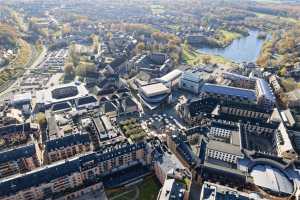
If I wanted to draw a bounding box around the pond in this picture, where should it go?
[197,30,268,63]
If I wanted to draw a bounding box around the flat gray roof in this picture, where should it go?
[207,140,243,156]
[204,161,246,176]
[202,83,256,101]
[157,152,185,175]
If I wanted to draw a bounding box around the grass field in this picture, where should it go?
[110,189,136,200]
[139,176,161,200]
[107,176,161,200]
[219,30,242,45]
[182,44,235,67]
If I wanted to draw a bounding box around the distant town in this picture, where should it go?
[0,0,300,200]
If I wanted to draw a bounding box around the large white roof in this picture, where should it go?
[140,83,170,97]
[11,92,32,103]
[251,164,293,194]
[36,82,89,106]
[159,69,182,83]
[182,70,202,83]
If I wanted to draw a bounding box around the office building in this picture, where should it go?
[179,70,207,94]
[138,83,171,110]
[200,181,263,200]
[157,69,183,88]
[201,83,257,105]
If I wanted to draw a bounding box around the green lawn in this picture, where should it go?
[182,44,235,67]
[139,176,161,200]
[106,176,161,200]
[107,188,130,200]
[219,30,242,44]
[182,44,200,65]
[112,190,136,200]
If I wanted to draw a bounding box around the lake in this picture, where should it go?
[197,30,267,63]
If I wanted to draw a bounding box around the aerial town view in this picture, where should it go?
[1,0,300,199]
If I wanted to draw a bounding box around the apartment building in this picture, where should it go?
[218,102,271,121]
[0,158,92,200]
[154,148,185,184]
[179,70,206,94]
[0,143,42,178]
[276,123,297,159]
[0,141,152,200]
[200,83,257,105]
[256,78,276,110]
[167,133,197,168]
[200,181,260,199]
[0,123,39,148]
[45,133,93,163]
[206,140,243,164]
[222,72,256,89]
[269,75,282,94]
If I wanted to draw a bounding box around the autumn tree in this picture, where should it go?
[35,112,47,129]
[64,63,75,80]
[90,34,99,54]
[170,52,180,65]
[69,43,80,67]
[135,42,145,54]
[202,55,211,65]
[62,23,71,35]
[256,53,271,67]
[152,43,160,52]
[76,63,96,77]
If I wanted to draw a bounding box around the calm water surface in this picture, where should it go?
[197,30,267,63]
